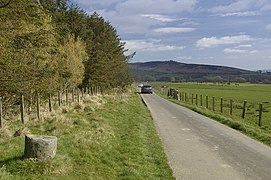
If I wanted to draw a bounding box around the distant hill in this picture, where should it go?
[129,60,251,74]
[129,60,271,83]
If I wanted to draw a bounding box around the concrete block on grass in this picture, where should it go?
[24,135,57,160]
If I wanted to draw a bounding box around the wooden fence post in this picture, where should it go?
[58,91,61,107]
[200,95,203,106]
[36,93,40,119]
[179,91,182,101]
[72,89,75,102]
[49,94,52,112]
[90,86,92,95]
[220,98,223,113]
[92,86,95,95]
[66,89,68,106]
[196,94,198,106]
[87,87,90,95]
[20,94,25,124]
[77,88,80,103]
[259,103,263,127]
[0,97,3,128]
[212,97,215,111]
[28,96,32,114]
[177,91,180,101]
[242,100,247,119]
[192,94,194,104]
[230,100,233,115]
[178,91,180,100]
[100,86,103,95]
[206,96,209,109]
[81,88,84,99]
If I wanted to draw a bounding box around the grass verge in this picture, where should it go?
[155,90,271,147]
[0,90,174,179]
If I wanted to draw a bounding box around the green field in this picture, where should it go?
[0,91,174,179]
[153,82,271,139]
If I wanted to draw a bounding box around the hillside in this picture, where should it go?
[129,60,271,83]
[130,60,251,74]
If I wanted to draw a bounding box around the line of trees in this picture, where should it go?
[0,0,132,104]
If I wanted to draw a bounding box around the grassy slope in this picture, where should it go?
[0,91,174,179]
[156,82,271,103]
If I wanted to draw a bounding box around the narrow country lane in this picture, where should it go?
[141,93,271,180]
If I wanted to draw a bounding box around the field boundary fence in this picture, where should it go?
[0,86,103,129]
[164,87,269,128]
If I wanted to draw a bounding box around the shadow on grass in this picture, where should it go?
[0,154,52,175]
[0,155,24,166]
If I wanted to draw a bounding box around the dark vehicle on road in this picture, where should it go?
[141,84,153,94]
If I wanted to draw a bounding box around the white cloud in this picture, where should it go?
[196,35,253,48]
[94,10,158,34]
[224,48,248,54]
[124,40,186,52]
[224,48,257,54]
[237,44,252,48]
[141,14,178,22]
[266,24,271,31]
[216,11,259,17]
[154,27,196,33]
[210,0,271,15]
[91,0,198,34]
[116,0,198,14]
[210,0,255,13]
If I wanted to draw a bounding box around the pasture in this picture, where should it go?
[153,82,271,134]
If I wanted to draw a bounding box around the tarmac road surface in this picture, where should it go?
[141,93,271,180]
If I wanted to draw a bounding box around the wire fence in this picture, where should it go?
[0,86,103,129]
[159,87,271,129]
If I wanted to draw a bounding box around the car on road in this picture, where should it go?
[141,84,153,94]
[138,83,144,88]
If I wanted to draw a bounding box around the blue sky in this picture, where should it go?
[70,0,271,70]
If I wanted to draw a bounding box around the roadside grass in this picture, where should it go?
[154,88,271,147]
[0,90,174,179]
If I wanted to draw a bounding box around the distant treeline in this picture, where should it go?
[131,69,271,84]
[0,0,132,98]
